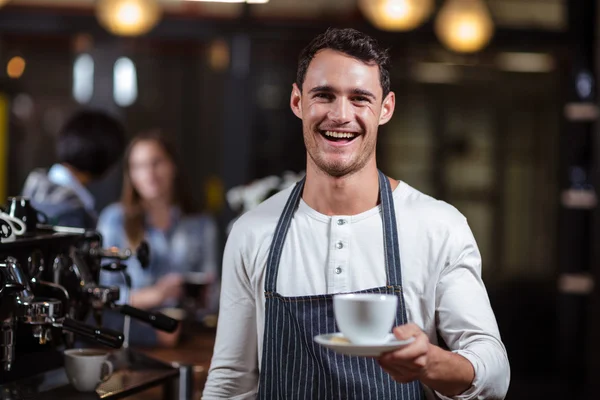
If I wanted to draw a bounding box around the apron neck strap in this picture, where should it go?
[264,170,403,293]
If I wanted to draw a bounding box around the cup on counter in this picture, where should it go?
[183,272,212,297]
[333,293,398,345]
[182,272,213,316]
[64,348,114,392]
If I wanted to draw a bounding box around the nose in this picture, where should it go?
[328,97,352,124]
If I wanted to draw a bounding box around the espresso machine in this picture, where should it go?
[51,229,177,346]
[0,197,181,399]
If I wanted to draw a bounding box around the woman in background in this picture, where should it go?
[98,130,219,347]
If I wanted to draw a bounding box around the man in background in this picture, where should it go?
[21,109,126,229]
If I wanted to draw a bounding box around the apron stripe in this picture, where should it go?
[258,171,424,399]
[274,298,279,397]
[349,349,357,399]
[265,179,304,292]
[308,296,321,397]
[326,308,334,400]
[292,299,298,396]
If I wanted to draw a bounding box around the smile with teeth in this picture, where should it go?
[322,130,358,140]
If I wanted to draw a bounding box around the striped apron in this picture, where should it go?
[257,170,424,399]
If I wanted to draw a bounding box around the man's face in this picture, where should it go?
[291,49,395,178]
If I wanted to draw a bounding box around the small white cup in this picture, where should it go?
[333,293,398,345]
[64,348,114,392]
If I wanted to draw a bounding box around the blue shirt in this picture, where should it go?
[21,164,97,229]
[97,203,220,345]
[48,164,97,217]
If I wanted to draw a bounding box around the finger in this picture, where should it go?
[392,323,423,340]
[379,357,424,374]
[385,343,428,361]
[378,362,420,383]
[413,355,427,369]
[379,335,428,362]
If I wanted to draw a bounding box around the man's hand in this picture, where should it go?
[378,323,475,396]
[377,323,430,383]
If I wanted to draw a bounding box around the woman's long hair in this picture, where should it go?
[121,130,196,248]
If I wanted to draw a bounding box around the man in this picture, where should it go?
[21,109,126,229]
[203,28,510,399]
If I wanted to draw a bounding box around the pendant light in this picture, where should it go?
[96,0,162,37]
[434,0,494,53]
[359,0,434,32]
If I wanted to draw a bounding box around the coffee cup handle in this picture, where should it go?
[101,360,114,382]
[0,213,26,235]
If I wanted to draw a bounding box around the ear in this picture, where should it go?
[379,91,395,126]
[290,83,303,119]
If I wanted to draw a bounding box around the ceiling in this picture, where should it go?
[2,0,566,30]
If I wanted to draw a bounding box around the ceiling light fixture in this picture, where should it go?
[359,0,434,32]
[434,0,495,53]
[96,0,162,37]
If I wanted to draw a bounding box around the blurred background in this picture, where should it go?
[0,0,598,398]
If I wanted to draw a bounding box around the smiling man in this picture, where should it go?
[203,28,510,400]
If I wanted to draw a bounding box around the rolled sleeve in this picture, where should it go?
[202,223,259,399]
[434,347,510,400]
[435,220,510,399]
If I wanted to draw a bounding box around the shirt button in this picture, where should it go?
[336,241,344,249]
[335,267,342,274]
[337,219,347,225]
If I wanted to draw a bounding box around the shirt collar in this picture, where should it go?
[47,163,96,212]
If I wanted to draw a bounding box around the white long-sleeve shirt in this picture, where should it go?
[203,181,510,400]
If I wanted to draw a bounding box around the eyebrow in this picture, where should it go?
[351,88,376,100]
[308,85,335,94]
[308,85,376,100]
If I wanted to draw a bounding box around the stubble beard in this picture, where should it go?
[305,130,376,179]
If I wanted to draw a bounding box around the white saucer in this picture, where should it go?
[314,333,414,357]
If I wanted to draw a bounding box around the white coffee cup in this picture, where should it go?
[64,348,114,392]
[333,293,398,345]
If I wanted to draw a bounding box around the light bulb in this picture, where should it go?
[7,56,25,79]
[117,3,142,26]
[96,0,162,37]
[359,0,434,32]
[435,0,494,53]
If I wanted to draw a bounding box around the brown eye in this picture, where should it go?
[314,93,333,100]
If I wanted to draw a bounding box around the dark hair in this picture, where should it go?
[121,130,197,247]
[56,109,126,177]
[296,28,391,98]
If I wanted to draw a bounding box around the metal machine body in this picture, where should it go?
[0,211,177,385]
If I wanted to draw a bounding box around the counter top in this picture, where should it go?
[126,327,217,399]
